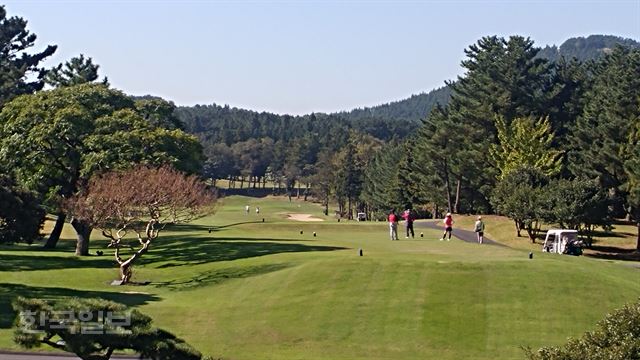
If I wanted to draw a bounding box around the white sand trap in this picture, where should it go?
[287,213,324,222]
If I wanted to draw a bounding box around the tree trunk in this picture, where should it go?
[443,162,452,212]
[44,213,66,249]
[239,176,244,189]
[71,218,92,256]
[636,221,640,252]
[526,224,536,243]
[304,183,309,201]
[453,178,461,214]
[514,219,521,237]
[117,240,150,284]
[297,182,301,198]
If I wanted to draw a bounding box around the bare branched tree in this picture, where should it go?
[66,165,216,283]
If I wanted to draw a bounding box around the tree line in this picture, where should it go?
[175,105,416,195]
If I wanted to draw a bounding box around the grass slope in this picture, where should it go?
[0,195,639,360]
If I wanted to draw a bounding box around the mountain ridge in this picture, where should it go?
[173,34,638,127]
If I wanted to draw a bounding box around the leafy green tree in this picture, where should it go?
[0,84,203,255]
[13,297,203,360]
[490,115,563,179]
[0,5,57,107]
[524,298,640,360]
[0,175,45,244]
[135,97,184,130]
[541,178,610,245]
[44,54,108,88]
[203,143,237,185]
[491,168,547,241]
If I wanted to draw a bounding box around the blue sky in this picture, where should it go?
[4,0,640,115]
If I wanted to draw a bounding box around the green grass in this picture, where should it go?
[1,196,639,359]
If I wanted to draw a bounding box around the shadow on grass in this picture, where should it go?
[585,245,640,262]
[0,253,115,272]
[139,235,347,268]
[587,229,633,239]
[166,221,265,233]
[154,263,291,291]
[0,283,161,329]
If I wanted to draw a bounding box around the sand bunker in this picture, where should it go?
[287,213,324,222]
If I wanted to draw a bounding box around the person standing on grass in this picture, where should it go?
[441,212,453,241]
[402,209,415,239]
[388,209,399,241]
[256,206,260,214]
[474,216,485,244]
[245,205,250,214]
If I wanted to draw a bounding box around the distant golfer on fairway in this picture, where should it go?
[441,212,453,241]
[388,210,399,241]
[474,216,485,244]
[402,209,415,238]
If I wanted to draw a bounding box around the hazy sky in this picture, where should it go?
[4,0,640,115]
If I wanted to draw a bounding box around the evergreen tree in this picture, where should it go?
[414,105,472,213]
[623,102,640,250]
[395,140,425,210]
[424,36,555,212]
[44,54,108,88]
[0,5,57,107]
[361,143,403,217]
[569,46,640,218]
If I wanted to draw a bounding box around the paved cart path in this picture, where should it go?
[414,220,504,246]
[0,352,137,360]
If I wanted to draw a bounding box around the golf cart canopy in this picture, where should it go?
[542,229,578,254]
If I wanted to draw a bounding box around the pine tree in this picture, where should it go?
[569,46,640,216]
[623,101,640,250]
[0,6,57,106]
[361,143,402,217]
[426,36,555,212]
[44,54,108,88]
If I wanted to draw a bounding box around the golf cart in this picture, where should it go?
[542,229,583,256]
